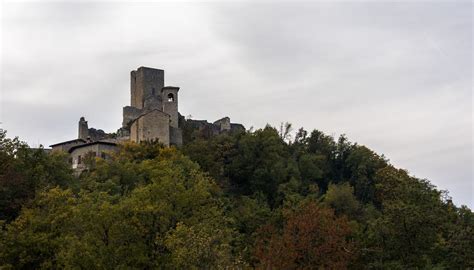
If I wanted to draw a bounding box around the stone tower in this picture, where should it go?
[122,67,183,146]
[78,117,89,139]
[162,86,179,128]
[130,67,164,109]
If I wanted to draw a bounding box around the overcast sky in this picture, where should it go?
[1,1,472,207]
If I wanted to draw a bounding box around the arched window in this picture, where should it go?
[167,93,174,102]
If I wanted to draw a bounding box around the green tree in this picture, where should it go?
[359,166,447,268]
[0,129,74,222]
[0,147,237,269]
[182,133,238,189]
[443,205,474,268]
[345,145,387,204]
[1,126,472,269]
[0,188,77,269]
[226,126,290,205]
[323,182,360,219]
[298,153,327,185]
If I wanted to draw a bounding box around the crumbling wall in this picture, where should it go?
[181,116,244,143]
[87,128,110,141]
[213,117,231,131]
[130,110,170,146]
[230,123,245,133]
[123,106,142,128]
[170,126,183,146]
[78,117,89,139]
[130,120,139,142]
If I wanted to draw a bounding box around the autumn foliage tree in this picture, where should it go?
[1,126,473,269]
[255,202,354,269]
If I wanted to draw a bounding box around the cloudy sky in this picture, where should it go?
[1,1,472,207]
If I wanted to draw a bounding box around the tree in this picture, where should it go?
[0,188,77,269]
[0,147,237,269]
[298,153,327,185]
[359,166,447,268]
[278,122,293,143]
[323,182,360,219]
[440,205,474,268]
[1,126,473,268]
[226,126,290,205]
[0,129,74,222]
[255,202,354,269]
[182,133,238,189]
[229,194,273,264]
[345,145,387,204]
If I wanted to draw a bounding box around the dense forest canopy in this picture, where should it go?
[0,126,472,269]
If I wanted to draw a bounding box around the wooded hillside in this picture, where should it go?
[0,126,472,269]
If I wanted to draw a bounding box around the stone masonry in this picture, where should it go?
[50,66,244,171]
[121,67,182,146]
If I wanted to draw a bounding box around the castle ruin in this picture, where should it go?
[50,67,244,171]
[120,67,182,145]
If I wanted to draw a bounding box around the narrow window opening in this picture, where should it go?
[167,93,174,102]
[78,155,82,164]
[152,88,156,95]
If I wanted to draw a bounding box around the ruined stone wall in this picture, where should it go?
[170,126,183,146]
[122,106,142,128]
[87,128,110,141]
[230,123,246,133]
[130,120,139,142]
[131,70,137,108]
[140,110,170,145]
[214,117,231,131]
[130,110,170,146]
[131,67,164,109]
[181,117,245,143]
[78,117,89,139]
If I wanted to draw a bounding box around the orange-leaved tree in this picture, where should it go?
[255,202,354,269]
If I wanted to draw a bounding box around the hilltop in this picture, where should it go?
[0,125,472,269]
